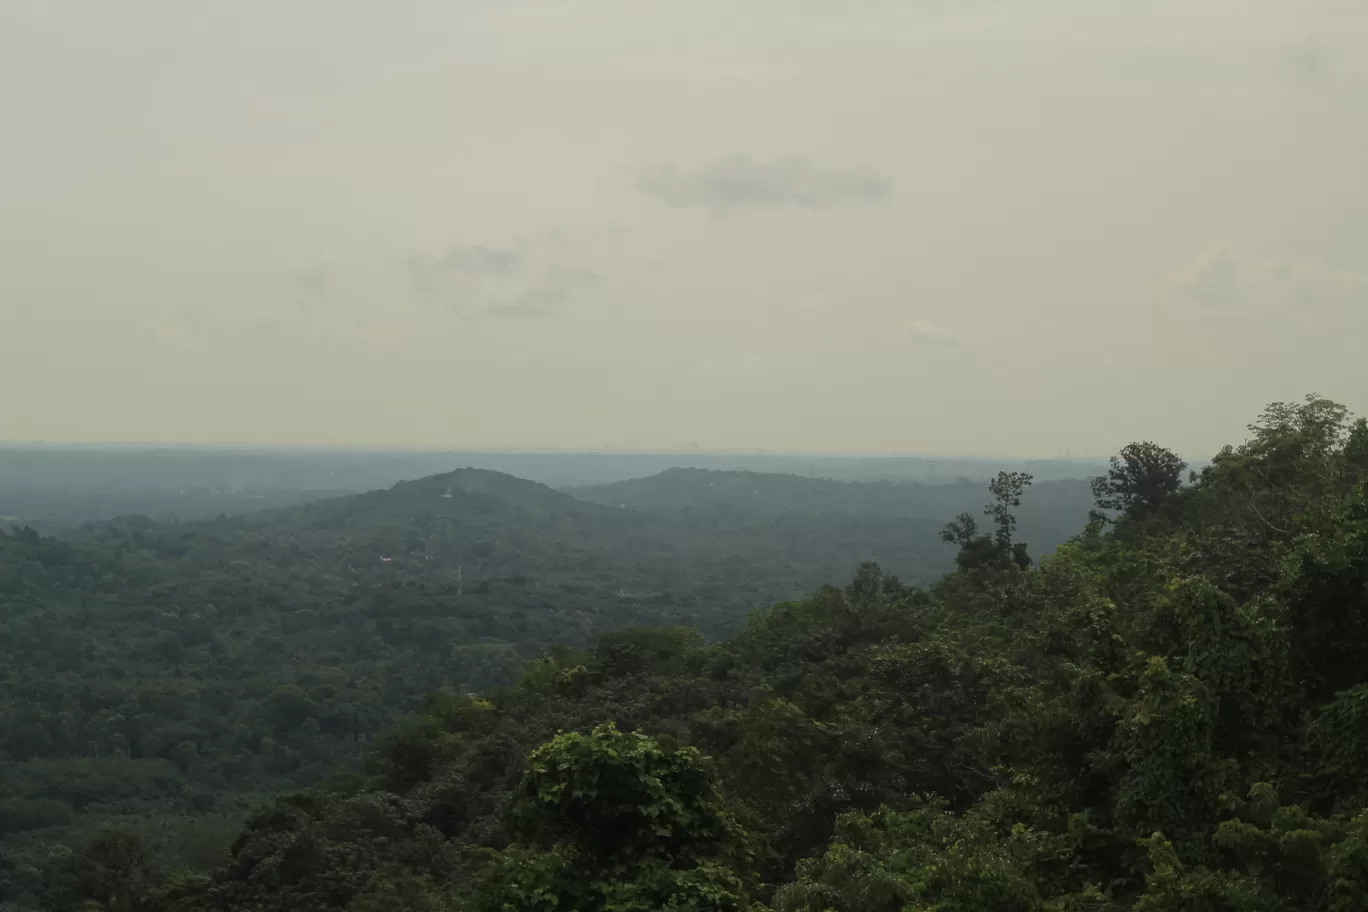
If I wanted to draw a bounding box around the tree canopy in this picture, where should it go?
[6,395,1368,912]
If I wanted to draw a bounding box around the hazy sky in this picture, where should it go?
[3,1,1366,458]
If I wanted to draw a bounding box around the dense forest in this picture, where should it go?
[0,461,1090,905]
[5,394,1368,910]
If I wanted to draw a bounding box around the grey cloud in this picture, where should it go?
[904,320,968,349]
[406,244,526,301]
[1150,243,1368,332]
[637,154,893,214]
[487,265,603,319]
[1278,37,1368,107]
[407,244,601,319]
[291,268,332,301]
[1284,38,1335,83]
[409,245,526,287]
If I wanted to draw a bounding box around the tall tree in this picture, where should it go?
[940,472,1034,571]
[987,470,1033,551]
[1090,442,1187,518]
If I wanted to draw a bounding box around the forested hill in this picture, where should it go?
[571,467,1091,529]
[60,465,1098,639]
[571,468,1094,586]
[14,399,1368,912]
[0,448,1109,533]
[0,461,1091,897]
[191,466,681,580]
[3,394,1363,912]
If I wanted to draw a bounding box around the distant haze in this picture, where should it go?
[0,445,1110,533]
[3,1,1365,457]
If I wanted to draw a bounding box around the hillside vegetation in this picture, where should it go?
[0,464,1090,898]
[573,468,1092,583]
[7,395,1368,911]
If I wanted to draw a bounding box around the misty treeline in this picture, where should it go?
[0,448,1109,535]
[5,395,1368,910]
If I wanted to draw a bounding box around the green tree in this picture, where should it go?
[771,801,1052,912]
[940,471,1034,572]
[1090,442,1187,519]
[1278,483,1368,704]
[264,685,318,735]
[477,722,753,912]
[988,471,1033,556]
[66,828,153,912]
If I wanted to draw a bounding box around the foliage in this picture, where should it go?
[771,800,1055,912]
[476,723,752,912]
[1090,441,1187,520]
[0,464,1090,904]
[5,394,1368,912]
[941,470,1035,572]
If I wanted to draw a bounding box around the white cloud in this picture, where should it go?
[291,268,332,305]
[406,244,603,319]
[1149,243,1368,326]
[1277,35,1368,107]
[905,320,967,348]
[637,155,893,215]
[1118,244,1368,418]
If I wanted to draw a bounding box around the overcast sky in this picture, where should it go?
[3,1,1366,457]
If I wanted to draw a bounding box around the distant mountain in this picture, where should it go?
[0,463,1096,868]
[0,446,1110,530]
[57,467,897,663]
[60,466,1095,645]
[569,467,1095,562]
[62,468,716,660]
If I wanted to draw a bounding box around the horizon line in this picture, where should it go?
[0,439,1119,462]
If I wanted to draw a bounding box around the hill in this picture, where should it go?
[0,446,1110,531]
[570,468,1093,580]
[7,395,1368,910]
[58,466,951,652]
[570,465,1092,524]
[2,462,1096,879]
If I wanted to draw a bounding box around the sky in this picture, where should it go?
[3,0,1366,458]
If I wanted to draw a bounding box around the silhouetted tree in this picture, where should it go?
[1091,442,1186,518]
